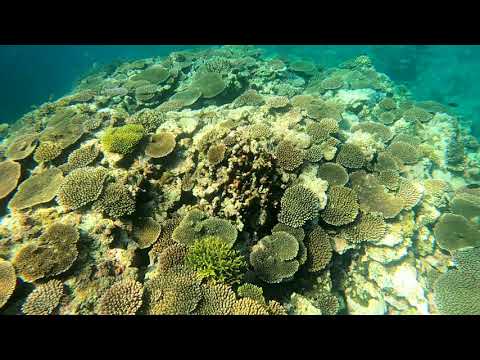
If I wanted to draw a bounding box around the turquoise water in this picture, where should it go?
[1,45,480,315]
[2,45,480,131]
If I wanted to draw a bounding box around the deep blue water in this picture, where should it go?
[1,45,480,133]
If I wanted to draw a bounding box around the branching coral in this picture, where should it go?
[0,259,16,309]
[278,185,321,228]
[0,160,21,200]
[158,243,188,272]
[13,223,79,282]
[101,124,144,154]
[318,162,349,186]
[275,140,305,171]
[57,167,109,210]
[186,235,246,285]
[194,283,236,315]
[321,186,359,226]
[9,168,63,210]
[22,279,64,315]
[304,226,332,272]
[145,132,176,158]
[237,283,265,304]
[231,297,269,315]
[98,279,144,315]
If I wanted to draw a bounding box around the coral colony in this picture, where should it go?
[0,45,479,315]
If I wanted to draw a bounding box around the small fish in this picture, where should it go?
[448,102,459,108]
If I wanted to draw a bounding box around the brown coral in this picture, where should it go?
[304,226,333,272]
[321,186,359,226]
[275,140,304,172]
[207,143,227,165]
[0,160,21,200]
[5,133,38,160]
[0,259,16,309]
[98,279,144,315]
[145,132,176,158]
[22,279,64,315]
[336,143,366,169]
[9,167,64,210]
[132,217,162,249]
[318,162,349,186]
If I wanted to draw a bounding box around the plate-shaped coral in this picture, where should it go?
[0,160,21,200]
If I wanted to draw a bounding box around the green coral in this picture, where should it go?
[101,124,144,154]
[186,235,246,285]
[237,283,265,304]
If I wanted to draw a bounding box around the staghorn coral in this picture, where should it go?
[341,212,386,244]
[275,140,304,172]
[9,167,63,210]
[433,213,480,251]
[278,185,320,228]
[132,218,162,249]
[22,279,64,315]
[191,71,226,98]
[57,167,109,210]
[5,133,38,160]
[0,259,16,309]
[250,231,302,284]
[433,270,480,315]
[0,160,21,200]
[33,142,63,163]
[59,144,99,174]
[317,162,349,186]
[321,186,359,226]
[145,132,176,158]
[98,279,143,315]
[185,235,246,285]
[93,182,136,218]
[387,141,420,165]
[13,223,79,282]
[172,209,238,248]
[336,143,365,169]
[207,143,227,165]
[101,124,144,155]
[304,226,333,272]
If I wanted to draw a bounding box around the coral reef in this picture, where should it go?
[1,46,477,315]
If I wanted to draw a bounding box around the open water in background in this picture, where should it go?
[1,45,480,136]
